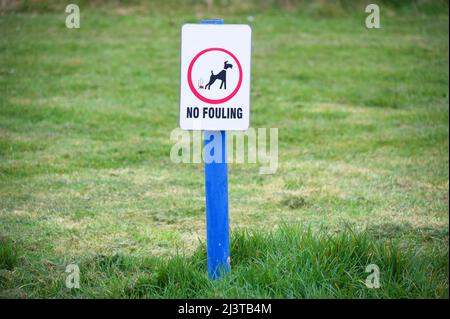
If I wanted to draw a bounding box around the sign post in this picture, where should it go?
[204,129,229,279]
[179,19,252,279]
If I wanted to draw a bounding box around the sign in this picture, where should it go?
[179,24,252,131]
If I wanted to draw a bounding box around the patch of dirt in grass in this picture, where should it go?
[281,195,308,209]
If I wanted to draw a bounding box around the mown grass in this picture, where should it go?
[0,0,449,298]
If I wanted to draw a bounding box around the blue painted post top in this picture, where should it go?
[201,19,225,24]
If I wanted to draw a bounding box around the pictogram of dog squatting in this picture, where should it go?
[187,48,243,104]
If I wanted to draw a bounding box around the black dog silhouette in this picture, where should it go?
[205,61,233,90]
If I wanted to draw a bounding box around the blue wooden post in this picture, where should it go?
[202,19,230,280]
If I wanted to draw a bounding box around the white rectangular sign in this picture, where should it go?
[179,24,252,131]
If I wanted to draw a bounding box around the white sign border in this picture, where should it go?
[178,23,252,131]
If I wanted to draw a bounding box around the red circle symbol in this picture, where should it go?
[187,48,242,104]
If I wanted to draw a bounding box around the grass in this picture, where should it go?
[0,1,449,298]
[0,237,19,271]
[1,226,448,298]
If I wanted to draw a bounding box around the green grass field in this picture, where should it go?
[0,0,449,298]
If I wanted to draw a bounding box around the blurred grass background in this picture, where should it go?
[0,0,448,298]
